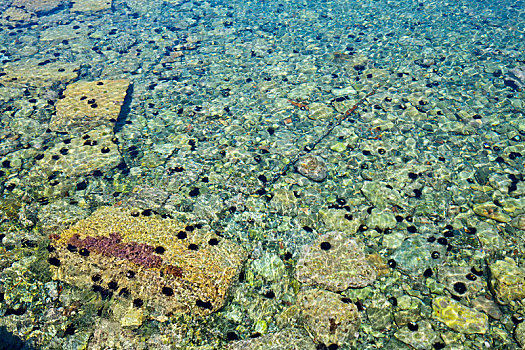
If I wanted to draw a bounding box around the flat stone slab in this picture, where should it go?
[31,126,121,178]
[0,6,36,24]
[50,79,131,133]
[0,61,79,88]
[11,0,64,13]
[71,0,112,12]
[49,206,246,317]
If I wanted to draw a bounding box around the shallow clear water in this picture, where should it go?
[0,0,524,349]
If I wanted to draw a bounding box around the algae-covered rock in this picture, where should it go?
[297,288,360,347]
[48,206,246,317]
[489,258,525,304]
[295,231,376,291]
[432,296,488,334]
[51,79,131,133]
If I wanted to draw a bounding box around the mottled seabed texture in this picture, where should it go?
[0,0,524,349]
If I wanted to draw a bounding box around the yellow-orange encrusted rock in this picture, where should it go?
[432,296,488,334]
[49,206,246,317]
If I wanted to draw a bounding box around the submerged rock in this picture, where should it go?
[11,0,65,14]
[511,214,525,231]
[473,202,511,223]
[391,237,445,274]
[226,328,316,350]
[295,231,377,291]
[432,296,488,334]
[30,126,121,178]
[49,206,246,317]
[516,321,525,348]
[295,155,328,182]
[361,181,404,209]
[0,60,79,87]
[297,288,360,347]
[50,79,131,133]
[489,258,525,304]
[71,0,112,12]
[505,66,525,90]
[394,320,438,350]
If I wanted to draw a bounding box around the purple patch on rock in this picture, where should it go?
[68,233,162,268]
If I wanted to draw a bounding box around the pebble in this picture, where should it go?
[471,295,502,320]
[295,155,328,182]
[361,181,404,209]
[366,208,397,230]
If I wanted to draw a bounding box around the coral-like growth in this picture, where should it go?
[68,233,162,269]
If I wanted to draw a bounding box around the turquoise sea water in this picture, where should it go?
[0,0,524,349]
